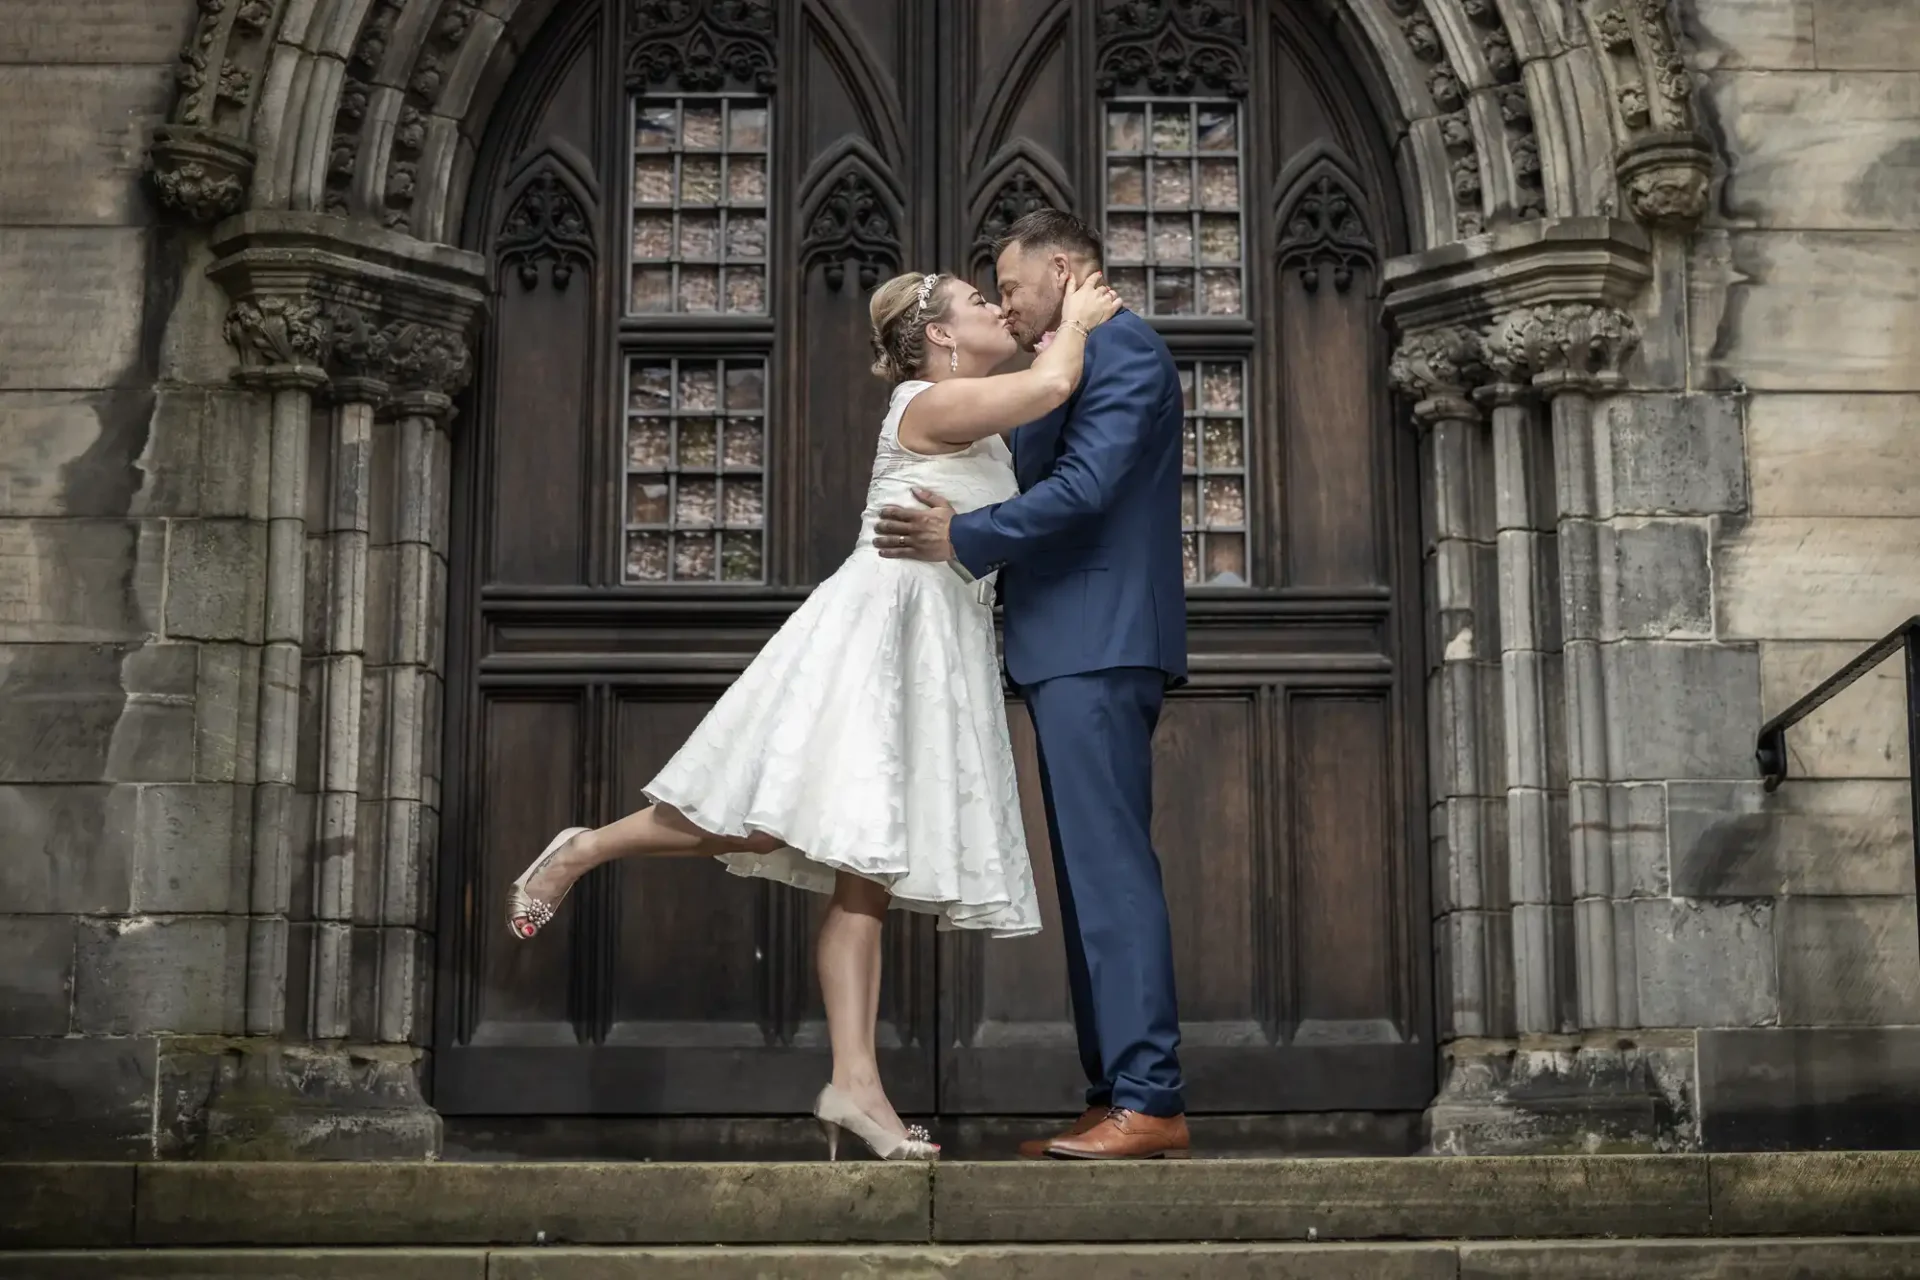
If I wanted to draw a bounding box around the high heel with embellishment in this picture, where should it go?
[506,827,590,940]
[813,1085,939,1162]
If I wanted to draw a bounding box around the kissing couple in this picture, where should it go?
[506,210,1191,1162]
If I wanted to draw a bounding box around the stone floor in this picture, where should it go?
[6,1152,1920,1275]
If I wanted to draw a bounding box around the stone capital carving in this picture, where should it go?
[147,125,256,224]
[1499,303,1640,395]
[384,320,473,418]
[325,301,394,404]
[1390,326,1486,426]
[208,212,487,413]
[224,295,331,388]
[1476,311,1536,407]
[1616,132,1714,231]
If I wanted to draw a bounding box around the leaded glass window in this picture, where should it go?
[623,356,767,583]
[1179,360,1248,586]
[1102,101,1244,317]
[628,97,770,314]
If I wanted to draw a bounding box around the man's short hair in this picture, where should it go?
[995,208,1103,266]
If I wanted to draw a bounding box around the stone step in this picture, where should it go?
[9,1152,1920,1251]
[4,1240,1920,1280]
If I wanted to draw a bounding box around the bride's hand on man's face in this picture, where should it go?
[1061,270,1123,332]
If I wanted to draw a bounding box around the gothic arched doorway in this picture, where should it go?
[434,0,1430,1151]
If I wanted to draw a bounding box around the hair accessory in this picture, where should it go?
[912,272,939,318]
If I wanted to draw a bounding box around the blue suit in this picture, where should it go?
[950,309,1188,1118]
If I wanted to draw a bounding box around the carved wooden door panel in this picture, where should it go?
[436,0,1431,1122]
[435,0,942,1116]
[934,0,1433,1116]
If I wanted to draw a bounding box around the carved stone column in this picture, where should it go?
[200,213,483,1156]
[1391,327,1508,1042]
[1480,318,1573,1037]
[1514,303,1643,1032]
[220,295,330,1036]
[371,322,470,1045]
[1385,218,1662,1153]
[311,302,390,1041]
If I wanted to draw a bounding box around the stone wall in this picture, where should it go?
[0,0,260,1158]
[1678,0,1920,1149]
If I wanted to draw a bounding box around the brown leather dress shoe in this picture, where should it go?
[1046,1108,1191,1160]
[1017,1106,1106,1159]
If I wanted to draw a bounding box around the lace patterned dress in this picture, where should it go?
[644,380,1040,937]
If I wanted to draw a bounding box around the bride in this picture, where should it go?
[504,267,1123,1161]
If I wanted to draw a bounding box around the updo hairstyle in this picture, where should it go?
[868,271,955,384]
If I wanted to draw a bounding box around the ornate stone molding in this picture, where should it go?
[1584,0,1714,229]
[148,124,255,223]
[1389,326,1486,425]
[321,0,487,231]
[1382,216,1653,336]
[1094,0,1250,98]
[1616,132,1713,230]
[1383,0,1483,238]
[800,171,902,293]
[1499,303,1640,394]
[146,0,283,222]
[627,0,778,95]
[209,212,488,411]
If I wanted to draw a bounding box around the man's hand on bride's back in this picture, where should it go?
[875,488,957,563]
[1062,271,1122,333]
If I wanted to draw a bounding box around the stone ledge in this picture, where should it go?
[933,1156,1709,1242]
[1457,1237,1920,1279]
[0,1252,484,1279]
[10,1153,1920,1249]
[0,1163,134,1249]
[5,1241,1920,1280]
[133,1162,931,1246]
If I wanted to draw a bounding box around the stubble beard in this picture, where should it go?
[1018,289,1067,351]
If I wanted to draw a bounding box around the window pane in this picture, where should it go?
[1103,100,1244,318]
[1177,358,1251,587]
[628,96,771,315]
[624,355,769,584]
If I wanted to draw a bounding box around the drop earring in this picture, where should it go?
[948,347,959,373]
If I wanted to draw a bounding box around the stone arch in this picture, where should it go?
[150,0,1711,251]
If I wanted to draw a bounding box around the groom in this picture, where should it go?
[876,209,1189,1159]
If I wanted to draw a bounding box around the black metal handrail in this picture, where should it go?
[1756,618,1920,971]
[1756,616,1920,793]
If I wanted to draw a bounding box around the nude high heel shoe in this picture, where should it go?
[813,1085,940,1162]
[506,827,590,940]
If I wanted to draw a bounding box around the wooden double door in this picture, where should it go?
[435,0,1431,1123]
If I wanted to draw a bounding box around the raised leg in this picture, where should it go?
[522,803,782,904]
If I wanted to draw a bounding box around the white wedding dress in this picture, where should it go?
[644,380,1041,938]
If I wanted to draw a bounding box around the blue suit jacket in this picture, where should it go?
[950,309,1188,689]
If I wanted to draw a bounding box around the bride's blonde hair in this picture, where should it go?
[869,271,955,383]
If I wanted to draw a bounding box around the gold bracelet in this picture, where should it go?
[1066,321,1092,339]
